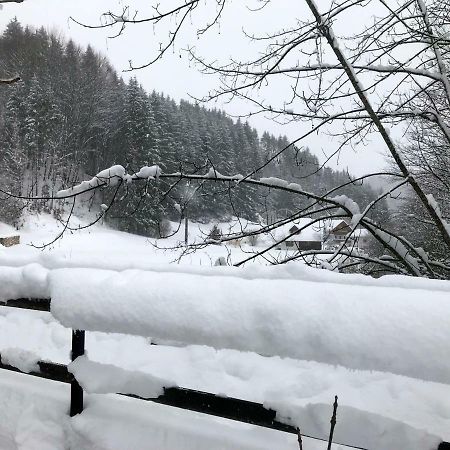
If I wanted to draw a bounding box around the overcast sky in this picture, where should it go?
[0,0,391,178]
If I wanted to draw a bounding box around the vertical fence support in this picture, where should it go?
[70,329,85,417]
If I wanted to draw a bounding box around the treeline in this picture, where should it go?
[0,19,383,235]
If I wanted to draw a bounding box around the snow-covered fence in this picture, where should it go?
[2,264,450,449]
[50,267,450,384]
[0,297,372,450]
[1,296,450,450]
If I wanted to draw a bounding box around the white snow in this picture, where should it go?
[1,214,450,449]
[0,222,16,238]
[331,195,360,216]
[427,193,450,237]
[259,177,289,188]
[0,370,310,450]
[273,218,321,242]
[0,306,449,449]
[0,348,39,373]
[50,267,450,384]
[0,264,49,301]
[56,165,126,198]
[205,167,224,178]
[68,356,175,398]
[132,165,162,180]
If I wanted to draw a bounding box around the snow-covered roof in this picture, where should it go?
[215,217,262,236]
[0,222,16,237]
[323,219,370,238]
[274,218,321,242]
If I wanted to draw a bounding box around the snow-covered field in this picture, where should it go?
[0,213,449,450]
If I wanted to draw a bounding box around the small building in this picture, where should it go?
[274,219,322,251]
[0,235,20,247]
[323,219,369,250]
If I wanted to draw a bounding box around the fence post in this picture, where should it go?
[70,329,85,416]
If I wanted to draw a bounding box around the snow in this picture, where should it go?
[349,213,363,228]
[50,267,450,384]
[1,214,450,449]
[427,193,450,237]
[331,195,360,216]
[0,222,16,238]
[68,356,175,398]
[0,370,312,450]
[0,306,449,449]
[370,228,420,275]
[0,264,49,301]
[259,176,289,188]
[56,165,126,198]
[273,218,321,242]
[205,167,225,178]
[132,165,161,180]
[287,182,302,191]
[0,348,39,373]
[271,401,440,450]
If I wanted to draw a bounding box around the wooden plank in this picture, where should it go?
[0,298,51,312]
[152,386,295,433]
[0,355,71,383]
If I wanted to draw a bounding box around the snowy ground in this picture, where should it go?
[0,213,449,450]
[0,213,275,268]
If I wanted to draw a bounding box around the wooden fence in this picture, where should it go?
[0,298,449,450]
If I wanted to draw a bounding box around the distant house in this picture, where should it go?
[274,219,322,251]
[0,235,20,247]
[323,219,369,250]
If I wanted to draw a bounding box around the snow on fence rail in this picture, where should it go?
[1,264,450,381]
[1,265,450,449]
[0,298,373,450]
[48,267,450,384]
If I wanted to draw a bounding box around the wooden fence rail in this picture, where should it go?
[1,298,449,450]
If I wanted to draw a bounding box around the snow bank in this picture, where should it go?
[0,370,303,450]
[0,264,49,301]
[69,356,175,398]
[270,401,441,450]
[50,268,450,384]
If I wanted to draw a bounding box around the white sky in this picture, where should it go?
[0,0,392,177]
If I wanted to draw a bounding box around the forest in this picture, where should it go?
[0,19,383,236]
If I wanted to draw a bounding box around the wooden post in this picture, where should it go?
[70,330,85,416]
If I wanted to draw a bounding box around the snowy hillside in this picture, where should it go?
[0,214,449,450]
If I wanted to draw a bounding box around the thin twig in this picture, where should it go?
[327,395,339,450]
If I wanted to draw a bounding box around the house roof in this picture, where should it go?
[323,218,370,238]
[275,218,322,242]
